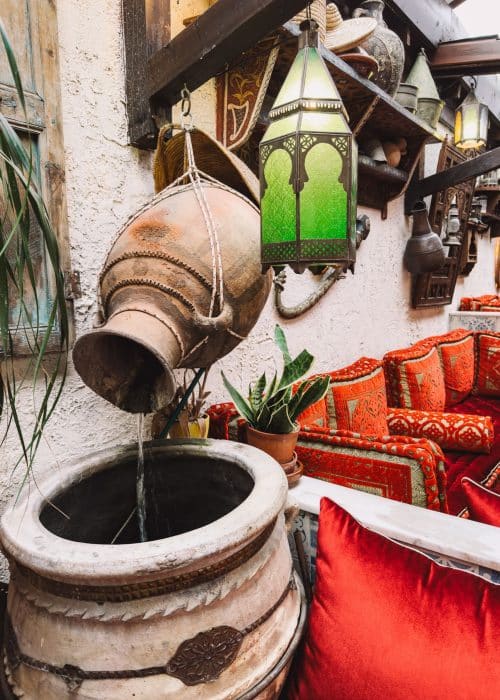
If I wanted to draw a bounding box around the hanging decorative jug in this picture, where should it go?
[403,201,446,274]
[353,0,404,96]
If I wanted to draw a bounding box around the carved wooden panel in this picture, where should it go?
[412,139,475,308]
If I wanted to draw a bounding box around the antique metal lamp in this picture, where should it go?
[259,20,357,274]
[454,80,488,151]
[442,195,462,247]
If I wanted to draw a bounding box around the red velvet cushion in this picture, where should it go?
[462,477,500,526]
[287,498,500,700]
[326,358,388,436]
[383,344,446,411]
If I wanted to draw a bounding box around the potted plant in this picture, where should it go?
[151,369,212,439]
[222,325,330,481]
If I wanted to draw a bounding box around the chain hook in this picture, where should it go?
[180,84,193,130]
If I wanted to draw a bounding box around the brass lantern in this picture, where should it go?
[454,81,488,151]
[259,20,357,274]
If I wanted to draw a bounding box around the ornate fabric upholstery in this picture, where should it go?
[422,330,475,406]
[287,498,500,700]
[387,407,493,454]
[383,344,446,411]
[297,426,447,512]
[325,358,388,436]
[474,331,500,397]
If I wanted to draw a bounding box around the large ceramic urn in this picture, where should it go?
[0,440,304,699]
[353,0,404,96]
[73,131,272,414]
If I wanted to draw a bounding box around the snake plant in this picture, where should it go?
[222,325,330,434]
[0,22,68,482]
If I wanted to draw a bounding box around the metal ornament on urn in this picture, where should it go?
[352,0,404,96]
[403,201,446,274]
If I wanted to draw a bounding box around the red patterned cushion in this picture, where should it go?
[474,331,500,397]
[462,477,500,526]
[325,358,388,436]
[383,344,446,411]
[431,330,475,406]
[297,428,448,512]
[387,407,493,454]
[294,376,328,428]
[287,498,500,700]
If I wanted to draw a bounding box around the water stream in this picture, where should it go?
[136,413,147,542]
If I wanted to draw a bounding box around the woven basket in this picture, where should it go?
[153,126,259,204]
[292,0,327,43]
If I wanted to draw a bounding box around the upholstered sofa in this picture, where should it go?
[208,329,500,520]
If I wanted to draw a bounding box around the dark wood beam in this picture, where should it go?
[147,0,310,107]
[123,0,171,148]
[448,0,468,8]
[431,36,500,77]
[405,147,500,212]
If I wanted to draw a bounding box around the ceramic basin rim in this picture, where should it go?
[0,439,287,584]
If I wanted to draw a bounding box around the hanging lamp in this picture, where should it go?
[454,79,488,151]
[259,19,357,274]
[442,195,462,247]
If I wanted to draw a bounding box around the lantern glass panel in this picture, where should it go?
[300,143,347,240]
[261,148,296,245]
[302,49,341,101]
[300,112,345,132]
[262,114,299,141]
[273,49,307,106]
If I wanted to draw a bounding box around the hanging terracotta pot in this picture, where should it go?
[403,201,446,274]
[353,0,405,96]
[73,128,272,414]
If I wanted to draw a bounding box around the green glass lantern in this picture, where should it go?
[454,84,488,151]
[259,21,357,274]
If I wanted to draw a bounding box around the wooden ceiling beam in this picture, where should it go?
[147,0,310,107]
[387,0,463,48]
[431,36,500,77]
[405,146,500,212]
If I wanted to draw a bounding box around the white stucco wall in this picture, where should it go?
[0,0,496,574]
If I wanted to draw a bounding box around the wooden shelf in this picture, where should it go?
[476,185,500,192]
[278,22,440,212]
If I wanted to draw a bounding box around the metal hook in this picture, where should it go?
[181,85,191,118]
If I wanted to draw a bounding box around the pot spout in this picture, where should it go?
[73,309,182,413]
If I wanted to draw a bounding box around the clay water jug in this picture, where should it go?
[353,0,404,96]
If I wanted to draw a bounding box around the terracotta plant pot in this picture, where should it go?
[0,440,305,699]
[246,424,300,465]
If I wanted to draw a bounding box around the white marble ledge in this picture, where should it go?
[289,476,500,573]
[448,311,500,332]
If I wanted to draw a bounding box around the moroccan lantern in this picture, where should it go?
[259,20,357,274]
[454,82,488,151]
[442,195,462,247]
